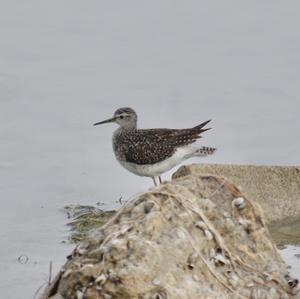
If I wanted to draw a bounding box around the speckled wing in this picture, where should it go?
[123,120,211,165]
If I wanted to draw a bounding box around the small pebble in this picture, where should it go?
[223,212,230,218]
[76,290,84,299]
[204,229,213,241]
[232,197,246,210]
[95,273,107,286]
[195,221,207,230]
[152,278,161,285]
[214,254,229,266]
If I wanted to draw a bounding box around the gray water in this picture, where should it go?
[1,1,300,298]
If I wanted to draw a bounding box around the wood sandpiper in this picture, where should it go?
[94,107,216,186]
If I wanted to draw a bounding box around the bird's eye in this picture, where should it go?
[119,115,124,119]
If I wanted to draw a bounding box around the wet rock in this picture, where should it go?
[172,164,300,224]
[40,172,297,299]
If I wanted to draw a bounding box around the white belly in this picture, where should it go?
[117,145,196,177]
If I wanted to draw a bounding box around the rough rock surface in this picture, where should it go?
[41,174,298,299]
[173,164,300,223]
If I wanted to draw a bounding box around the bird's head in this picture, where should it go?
[94,107,137,129]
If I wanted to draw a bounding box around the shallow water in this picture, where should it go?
[281,246,300,281]
[1,1,300,298]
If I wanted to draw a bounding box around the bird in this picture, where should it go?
[94,107,216,186]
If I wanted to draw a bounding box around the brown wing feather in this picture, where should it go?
[146,119,211,147]
[120,120,211,165]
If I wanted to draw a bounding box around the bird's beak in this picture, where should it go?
[93,117,116,126]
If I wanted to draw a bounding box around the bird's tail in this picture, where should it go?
[193,146,217,157]
[192,120,212,134]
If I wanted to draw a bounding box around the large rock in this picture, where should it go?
[41,173,298,299]
[173,164,300,223]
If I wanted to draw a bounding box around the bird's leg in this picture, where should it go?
[158,176,162,184]
[152,177,157,186]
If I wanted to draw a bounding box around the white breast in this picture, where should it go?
[118,145,197,177]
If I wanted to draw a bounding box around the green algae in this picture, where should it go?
[64,204,116,243]
[269,217,300,247]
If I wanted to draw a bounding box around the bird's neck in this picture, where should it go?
[120,122,137,131]
[113,124,136,144]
